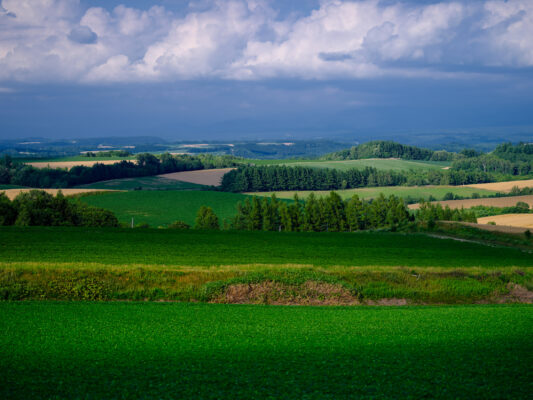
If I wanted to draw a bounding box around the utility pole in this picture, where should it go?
[131,217,134,228]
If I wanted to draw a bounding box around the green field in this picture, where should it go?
[1,303,531,399]
[79,191,248,226]
[248,185,497,201]
[1,227,531,267]
[76,176,206,191]
[283,159,451,171]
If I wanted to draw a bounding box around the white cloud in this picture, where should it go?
[0,0,532,83]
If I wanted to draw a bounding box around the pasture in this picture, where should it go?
[465,179,533,192]
[1,303,531,399]
[79,190,248,226]
[76,176,206,191]
[248,185,497,201]
[408,195,533,210]
[282,159,451,171]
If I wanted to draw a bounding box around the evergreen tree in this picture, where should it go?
[194,206,220,230]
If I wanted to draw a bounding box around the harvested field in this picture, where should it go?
[1,188,115,200]
[452,221,530,234]
[464,179,533,192]
[408,195,533,210]
[27,160,129,169]
[478,214,533,229]
[159,168,235,186]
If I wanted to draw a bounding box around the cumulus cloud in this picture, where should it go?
[0,0,532,83]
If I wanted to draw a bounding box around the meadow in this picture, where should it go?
[79,191,248,227]
[1,303,531,399]
[76,176,206,191]
[248,185,497,201]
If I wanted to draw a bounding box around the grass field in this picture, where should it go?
[1,303,531,399]
[76,176,206,191]
[283,159,451,171]
[79,190,248,226]
[1,227,531,267]
[248,185,497,201]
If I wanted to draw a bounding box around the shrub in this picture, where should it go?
[168,220,191,230]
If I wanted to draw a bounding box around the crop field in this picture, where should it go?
[1,303,531,399]
[159,168,235,186]
[478,214,533,229]
[79,190,248,226]
[408,195,533,210]
[2,188,116,200]
[465,179,533,192]
[2,227,532,268]
[26,159,130,169]
[248,185,497,201]
[76,176,206,191]
[282,159,451,171]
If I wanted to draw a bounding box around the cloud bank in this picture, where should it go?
[1,0,532,83]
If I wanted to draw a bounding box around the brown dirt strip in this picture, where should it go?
[464,179,533,192]
[1,188,117,200]
[158,168,235,186]
[408,195,533,210]
[27,160,130,169]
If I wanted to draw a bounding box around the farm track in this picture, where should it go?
[1,188,117,200]
[408,194,533,210]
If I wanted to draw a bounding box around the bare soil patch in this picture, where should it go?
[27,160,129,170]
[495,283,533,304]
[408,195,533,210]
[159,168,235,187]
[1,188,116,200]
[464,179,533,193]
[212,281,360,305]
[477,214,533,229]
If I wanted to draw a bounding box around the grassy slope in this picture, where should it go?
[1,303,532,399]
[248,185,497,201]
[78,191,248,226]
[76,176,207,191]
[1,227,531,267]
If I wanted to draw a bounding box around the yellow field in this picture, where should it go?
[464,179,533,193]
[477,214,533,229]
[159,168,234,186]
[27,160,129,169]
[408,195,533,210]
[1,188,115,200]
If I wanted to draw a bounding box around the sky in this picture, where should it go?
[1,0,533,142]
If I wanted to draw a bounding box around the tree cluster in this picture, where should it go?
[0,190,119,227]
[0,153,238,188]
[414,202,477,227]
[229,193,412,232]
[322,140,456,161]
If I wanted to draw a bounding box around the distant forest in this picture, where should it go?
[0,153,237,188]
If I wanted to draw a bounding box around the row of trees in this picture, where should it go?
[0,190,119,227]
[451,154,532,176]
[186,193,478,232]
[0,153,238,188]
[323,140,456,161]
[220,165,497,192]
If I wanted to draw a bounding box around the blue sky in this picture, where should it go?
[1,0,533,142]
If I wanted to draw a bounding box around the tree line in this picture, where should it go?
[184,193,477,232]
[0,153,238,188]
[0,190,119,227]
[220,165,498,192]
